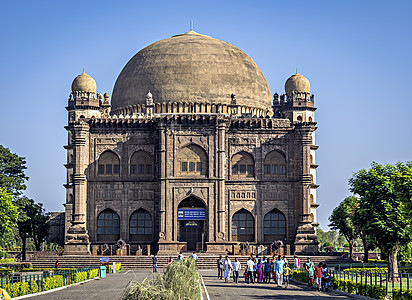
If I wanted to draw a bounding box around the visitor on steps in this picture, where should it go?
[191,252,198,261]
[152,255,157,272]
[314,262,323,291]
[283,263,291,288]
[246,256,255,284]
[274,255,285,287]
[322,263,330,291]
[305,257,314,288]
[264,258,272,283]
[223,256,232,283]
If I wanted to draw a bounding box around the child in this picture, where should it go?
[283,263,291,288]
[244,267,249,283]
[322,264,330,292]
[314,263,323,291]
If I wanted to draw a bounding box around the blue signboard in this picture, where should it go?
[177,209,206,220]
[100,257,109,263]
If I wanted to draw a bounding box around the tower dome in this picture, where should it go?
[285,70,310,94]
[71,71,96,93]
[111,30,272,112]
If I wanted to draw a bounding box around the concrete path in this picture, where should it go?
[27,270,158,300]
[199,270,352,300]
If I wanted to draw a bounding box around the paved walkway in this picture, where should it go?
[28,270,157,300]
[199,270,352,300]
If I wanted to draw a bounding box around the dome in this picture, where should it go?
[71,71,96,93]
[111,30,272,111]
[285,70,310,94]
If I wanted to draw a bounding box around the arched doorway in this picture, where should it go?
[177,196,206,251]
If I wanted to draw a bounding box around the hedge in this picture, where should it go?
[344,267,388,273]
[74,271,88,283]
[331,277,386,300]
[0,258,16,263]
[43,275,63,291]
[104,263,122,273]
[291,270,306,282]
[2,280,38,297]
[22,268,76,272]
[0,262,32,271]
[0,268,13,278]
[392,288,412,300]
[88,268,99,278]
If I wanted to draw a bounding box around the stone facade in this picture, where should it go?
[63,30,319,255]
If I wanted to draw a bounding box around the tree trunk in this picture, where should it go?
[349,239,354,259]
[22,236,26,261]
[388,250,399,283]
[362,236,369,263]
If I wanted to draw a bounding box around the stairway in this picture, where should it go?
[29,253,351,270]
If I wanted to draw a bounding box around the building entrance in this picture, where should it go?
[177,196,206,251]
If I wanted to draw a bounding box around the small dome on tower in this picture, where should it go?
[285,69,310,94]
[71,70,96,93]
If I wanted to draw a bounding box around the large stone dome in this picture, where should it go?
[111,30,272,112]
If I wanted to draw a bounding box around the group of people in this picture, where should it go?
[303,258,330,291]
[217,255,292,287]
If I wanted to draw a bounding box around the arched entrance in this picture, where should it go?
[177,196,206,251]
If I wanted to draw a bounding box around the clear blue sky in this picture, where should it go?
[0,0,411,230]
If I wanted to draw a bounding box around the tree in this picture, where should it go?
[0,187,19,248]
[329,196,358,259]
[0,145,28,195]
[15,197,50,260]
[349,162,412,281]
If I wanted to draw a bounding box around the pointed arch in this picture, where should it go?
[97,208,120,242]
[232,208,254,242]
[264,150,286,177]
[263,208,286,242]
[231,151,254,178]
[177,144,208,177]
[130,150,153,178]
[129,208,153,242]
[98,150,120,176]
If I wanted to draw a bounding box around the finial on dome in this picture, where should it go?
[296,68,298,75]
[190,20,193,31]
[83,67,85,74]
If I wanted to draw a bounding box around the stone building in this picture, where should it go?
[63,28,319,255]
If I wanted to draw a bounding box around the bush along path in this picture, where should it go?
[291,269,412,300]
[0,266,103,298]
[120,258,200,300]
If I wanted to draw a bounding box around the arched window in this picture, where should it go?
[177,144,208,176]
[263,209,286,242]
[98,151,120,176]
[308,116,313,122]
[130,151,153,177]
[97,209,120,242]
[232,209,254,242]
[264,150,286,177]
[129,209,153,242]
[297,116,303,122]
[310,194,314,203]
[231,152,254,178]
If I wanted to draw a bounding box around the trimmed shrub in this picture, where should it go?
[392,288,412,300]
[0,268,12,278]
[43,275,63,291]
[291,270,306,282]
[22,268,76,272]
[74,271,88,283]
[2,280,38,297]
[104,263,122,273]
[88,268,99,278]
[0,262,32,272]
[0,258,16,263]
[344,267,388,273]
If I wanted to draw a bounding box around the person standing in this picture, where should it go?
[217,255,224,279]
[264,258,272,283]
[232,257,241,283]
[223,256,232,283]
[191,252,198,261]
[314,263,323,291]
[304,258,314,288]
[55,260,59,269]
[274,255,285,287]
[282,256,289,265]
[246,256,255,284]
[294,256,300,270]
[253,255,259,282]
[152,255,158,272]
[322,263,330,292]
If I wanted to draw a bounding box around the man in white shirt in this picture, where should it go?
[232,257,241,283]
[191,252,198,261]
[246,256,255,284]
